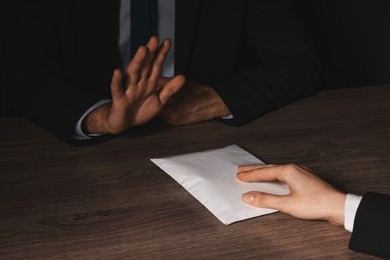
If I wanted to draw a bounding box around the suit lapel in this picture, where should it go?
[175,0,201,74]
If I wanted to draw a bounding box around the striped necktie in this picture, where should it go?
[130,0,157,59]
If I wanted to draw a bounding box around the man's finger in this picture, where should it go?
[149,39,171,82]
[127,45,148,86]
[158,77,171,86]
[140,36,159,79]
[110,69,123,100]
[158,75,185,105]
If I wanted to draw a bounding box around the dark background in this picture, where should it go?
[1,1,10,117]
[1,0,390,117]
[292,0,390,89]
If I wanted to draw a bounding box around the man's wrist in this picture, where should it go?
[75,99,112,138]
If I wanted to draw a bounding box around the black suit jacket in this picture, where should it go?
[349,192,390,258]
[6,0,319,144]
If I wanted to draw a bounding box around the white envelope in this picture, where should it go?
[151,145,289,225]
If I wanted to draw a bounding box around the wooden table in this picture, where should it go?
[1,85,389,259]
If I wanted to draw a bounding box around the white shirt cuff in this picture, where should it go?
[222,114,234,120]
[344,193,363,232]
[74,99,112,140]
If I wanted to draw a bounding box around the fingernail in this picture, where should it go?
[242,193,255,204]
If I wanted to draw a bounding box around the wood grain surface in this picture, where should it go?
[1,85,389,259]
